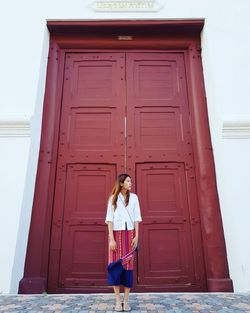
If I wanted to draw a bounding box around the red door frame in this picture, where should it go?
[19,20,233,293]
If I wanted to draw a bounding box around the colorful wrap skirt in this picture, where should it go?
[107,224,135,288]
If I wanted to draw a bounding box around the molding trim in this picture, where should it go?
[47,19,205,38]
[222,121,250,139]
[0,119,31,137]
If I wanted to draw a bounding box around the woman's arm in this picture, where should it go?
[131,221,139,249]
[107,221,116,250]
[131,194,141,249]
[134,221,139,239]
[107,221,114,240]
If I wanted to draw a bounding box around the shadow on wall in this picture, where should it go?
[10,25,50,294]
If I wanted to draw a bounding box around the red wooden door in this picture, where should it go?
[48,53,126,292]
[126,53,206,291]
[48,52,206,293]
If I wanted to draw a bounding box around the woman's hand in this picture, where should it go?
[109,238,117,251]
[131,236,138,249]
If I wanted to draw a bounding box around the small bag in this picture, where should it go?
[107,247,137,284]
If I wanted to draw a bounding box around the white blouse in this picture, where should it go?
[105,192,142,230]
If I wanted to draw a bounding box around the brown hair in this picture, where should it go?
[110,174,131,210]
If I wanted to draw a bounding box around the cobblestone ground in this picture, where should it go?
[0,293,250,312]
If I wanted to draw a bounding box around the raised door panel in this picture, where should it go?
[132,55,181,106]
[136,163,196,287]
[58,165,114,288]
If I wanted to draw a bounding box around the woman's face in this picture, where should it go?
[121,176,132,191]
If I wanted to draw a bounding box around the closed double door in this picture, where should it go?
[48,52,207,292]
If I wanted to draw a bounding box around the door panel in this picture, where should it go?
[133,107,186,158]
[48,53,126,291]
[136,163,196,287]
[61,53,126,161]
[126,53,206,291]
[126,53,192,165]
[59,164,115,288]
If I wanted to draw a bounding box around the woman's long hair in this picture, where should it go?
[110,174,131,210]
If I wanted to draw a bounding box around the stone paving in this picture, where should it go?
[0,293,250,312]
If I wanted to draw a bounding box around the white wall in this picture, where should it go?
[200,2,250,291]
[0,135,30,294]
[0,0,249,293]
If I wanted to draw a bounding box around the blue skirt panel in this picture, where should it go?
[108,269,133,288]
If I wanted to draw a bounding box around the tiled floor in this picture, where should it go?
[0,293,250,312]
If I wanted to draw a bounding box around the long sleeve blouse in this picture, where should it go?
[105,192,142,230]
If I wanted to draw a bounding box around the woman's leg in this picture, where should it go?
[123,286,130,304]
[113,285,122,304]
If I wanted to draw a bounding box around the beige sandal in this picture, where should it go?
[114,302,123,311]
[123,302,132,311]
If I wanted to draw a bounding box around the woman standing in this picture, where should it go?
[105,174,142,311]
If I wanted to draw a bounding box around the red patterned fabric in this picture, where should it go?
[108,229,135,270]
